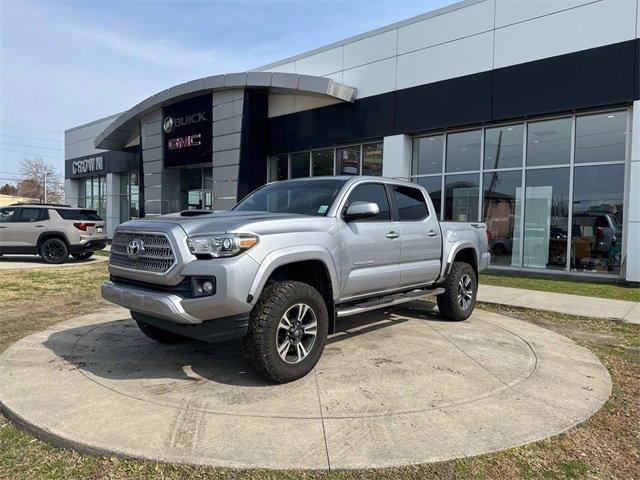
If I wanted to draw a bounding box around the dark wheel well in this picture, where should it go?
[37,232,69,249]
[453,248,478,277]
[264,260,335,333]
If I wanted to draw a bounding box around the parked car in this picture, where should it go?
[101,176,490,383]
[0,204,107,264]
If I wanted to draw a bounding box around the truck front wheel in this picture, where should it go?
[437,261,477,321]
[243,281,328,383]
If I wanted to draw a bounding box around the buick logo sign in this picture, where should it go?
[163,117,175,134]
[127,239,145,259]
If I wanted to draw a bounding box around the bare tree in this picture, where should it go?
[17,158,64,203]
[0,184,18,195]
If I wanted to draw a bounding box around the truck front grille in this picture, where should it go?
[109,231,175,274]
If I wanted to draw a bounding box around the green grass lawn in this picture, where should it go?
[1,264,639,479]
[480,271,640,302]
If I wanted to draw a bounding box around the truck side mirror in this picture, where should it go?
[344,201,380,222]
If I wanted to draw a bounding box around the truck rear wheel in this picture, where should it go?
[243,280,328,384]
[437,261,477,321]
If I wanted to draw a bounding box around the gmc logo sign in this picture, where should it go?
[167,134,202,150]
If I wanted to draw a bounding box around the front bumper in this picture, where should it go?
[102,280,203,324]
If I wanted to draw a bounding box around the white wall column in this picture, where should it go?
[625,101,640,282]
[105,173,120,239]
[382,134,412,180]
[64,179,79,206]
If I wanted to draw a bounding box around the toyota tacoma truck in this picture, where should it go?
[102,176,490,383]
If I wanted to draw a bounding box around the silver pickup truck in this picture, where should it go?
[102,176,489,383]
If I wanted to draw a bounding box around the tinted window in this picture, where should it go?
[446,130,481,172]
[16,208,43,222]
[413,135,443,175]
[362,143,383,176]
[0,208,17,223]
[575,111,627,164]
[415,177,442,220]
[312,149,334,176]
[346,183,391,221]
[444,174,480,222]
[484,124,524,169]
[393,186,428,221]
[290,152,310,178]
[527,118,571,166]
[483,170,522,266]
[56,209,102,221]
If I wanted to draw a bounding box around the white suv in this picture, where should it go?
[0,204,107,264]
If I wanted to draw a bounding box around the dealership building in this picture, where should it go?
[65,0,640,282]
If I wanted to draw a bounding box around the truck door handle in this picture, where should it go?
[386,231,400,239]
[427,230,439,237]
[35,225,45,228]
[0,226,7,228]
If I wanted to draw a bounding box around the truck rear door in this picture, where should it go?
[391,185,442,287]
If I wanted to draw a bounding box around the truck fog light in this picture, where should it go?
[191,277,216,297]
[202,281,214,294]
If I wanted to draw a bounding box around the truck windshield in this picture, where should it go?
[233,179,347,216]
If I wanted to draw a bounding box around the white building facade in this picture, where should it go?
[65,0,640,282]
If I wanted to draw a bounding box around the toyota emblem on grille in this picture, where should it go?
[127,239,145,258]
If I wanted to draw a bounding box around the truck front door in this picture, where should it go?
[337,182,400,300]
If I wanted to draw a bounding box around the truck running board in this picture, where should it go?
[336,287,446,318]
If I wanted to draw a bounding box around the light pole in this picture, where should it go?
[43,171,47,203]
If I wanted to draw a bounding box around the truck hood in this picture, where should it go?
[118,210,306,236]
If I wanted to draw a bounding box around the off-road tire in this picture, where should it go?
[243,281,329,383]
[72,251,94,261]
[134,318,186,344]
[437,261,477,321]
[39,238,69,264]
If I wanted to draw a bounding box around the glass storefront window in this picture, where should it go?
[527,118,571,166]
[119,172,140,222]
[413,135,444,175]
[575,111,627,164]
[521,168,569,270]
[410,108,628,275]
[415,176,442,220]
[78,176,106,220]
[444,174,479,222]
[290,152,310,178]
[483,170,522,266]
[312,150,333,176]
[446,130,481,172]
[571,164,624,273]
[337,146,361,175]
[484,124,523,170]
[269,154,288,181]
[180,166,213,210]
[362,142,383,176]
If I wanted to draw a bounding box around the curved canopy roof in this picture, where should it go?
[94,72,357,150]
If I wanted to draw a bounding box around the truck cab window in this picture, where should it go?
[393,186,429,221]
[345,183,391,221]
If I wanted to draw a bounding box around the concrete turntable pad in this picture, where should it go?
[0,303,611,470]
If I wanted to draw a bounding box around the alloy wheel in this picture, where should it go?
[276,303,318,364]
[457,274,474,311]
[43,242,64,262]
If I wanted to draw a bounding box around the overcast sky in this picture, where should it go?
[0,0,457,183]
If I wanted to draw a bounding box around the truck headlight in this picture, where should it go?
[186,233,259,258]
